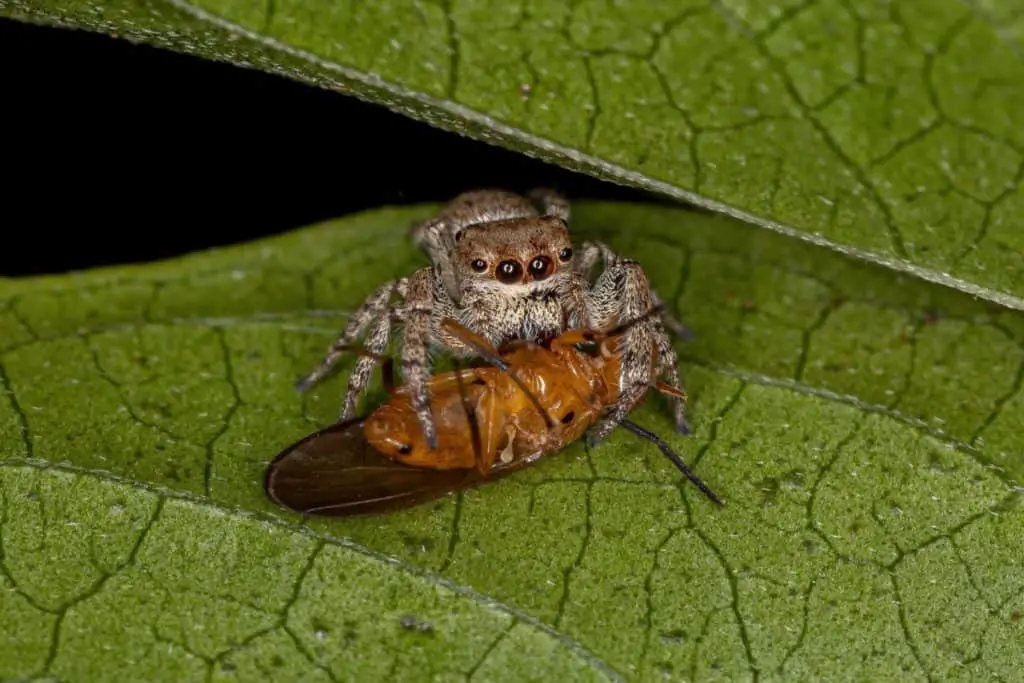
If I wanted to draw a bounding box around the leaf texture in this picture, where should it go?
[3,0,1024,308]
[1,202,1021,680]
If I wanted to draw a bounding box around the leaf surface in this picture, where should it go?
[4,0,1024,307]
[1,202,1021,681]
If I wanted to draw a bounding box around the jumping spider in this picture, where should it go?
[297,188,691,451]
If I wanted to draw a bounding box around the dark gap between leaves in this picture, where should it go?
[0,19,681,277]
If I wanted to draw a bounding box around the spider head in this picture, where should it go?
[454,216,575,295]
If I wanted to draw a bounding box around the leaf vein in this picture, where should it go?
[0,458,620,681]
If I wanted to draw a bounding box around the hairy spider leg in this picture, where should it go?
[295,278,407,400]
[321,345,397,395]
[574,240,692,341]
[550,306,687,412]
[583,258,690,443]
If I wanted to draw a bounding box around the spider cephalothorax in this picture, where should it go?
[442,214,586,348]
[298,189,691,450]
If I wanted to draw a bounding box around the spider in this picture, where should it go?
[297,189,692,450]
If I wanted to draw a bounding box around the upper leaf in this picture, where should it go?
[5,0,1024,307]
[1,201,1021,680]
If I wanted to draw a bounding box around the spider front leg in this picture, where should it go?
[527,187,571,221]
[573,239,610,279]
[338,306,401,420]
[400,268,444,450]
[409,216,463,305]
[555,307,690,437]
[584,259,690,445]
[584,259,655,446]
[650,317,691,435]
[296,277,408,395]
[575,240,691,341]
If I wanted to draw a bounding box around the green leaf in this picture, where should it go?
[1,201,1021,680]
[4,0,1024,307]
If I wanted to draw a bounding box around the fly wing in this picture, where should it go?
[264,417,545,517]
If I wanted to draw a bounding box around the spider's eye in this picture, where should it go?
[558,247,573,262]
[471,259,487,272]
[454,230,463,242]
[496,260,523,284]
[528,255,553,280]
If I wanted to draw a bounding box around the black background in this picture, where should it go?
[1,18,667,277]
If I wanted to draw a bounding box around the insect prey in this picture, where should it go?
[265,307,724,517]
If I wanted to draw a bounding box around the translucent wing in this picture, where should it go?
[264,417,545,517]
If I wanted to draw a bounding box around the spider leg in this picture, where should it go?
[651,290,693,342]
[402,268,441,450]
[560,272,592,331]
[410,215,465,305]
[408,214,444,253]
[295,277,407,392]
[584,259,659,446]
[324,344,398,395]
[527,187,571,221]
[651,318,691,435]
[576,240,692,341]
[573,240,612,284]
[339,305,397,420]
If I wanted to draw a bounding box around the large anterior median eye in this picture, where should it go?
[496,260,523,284]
